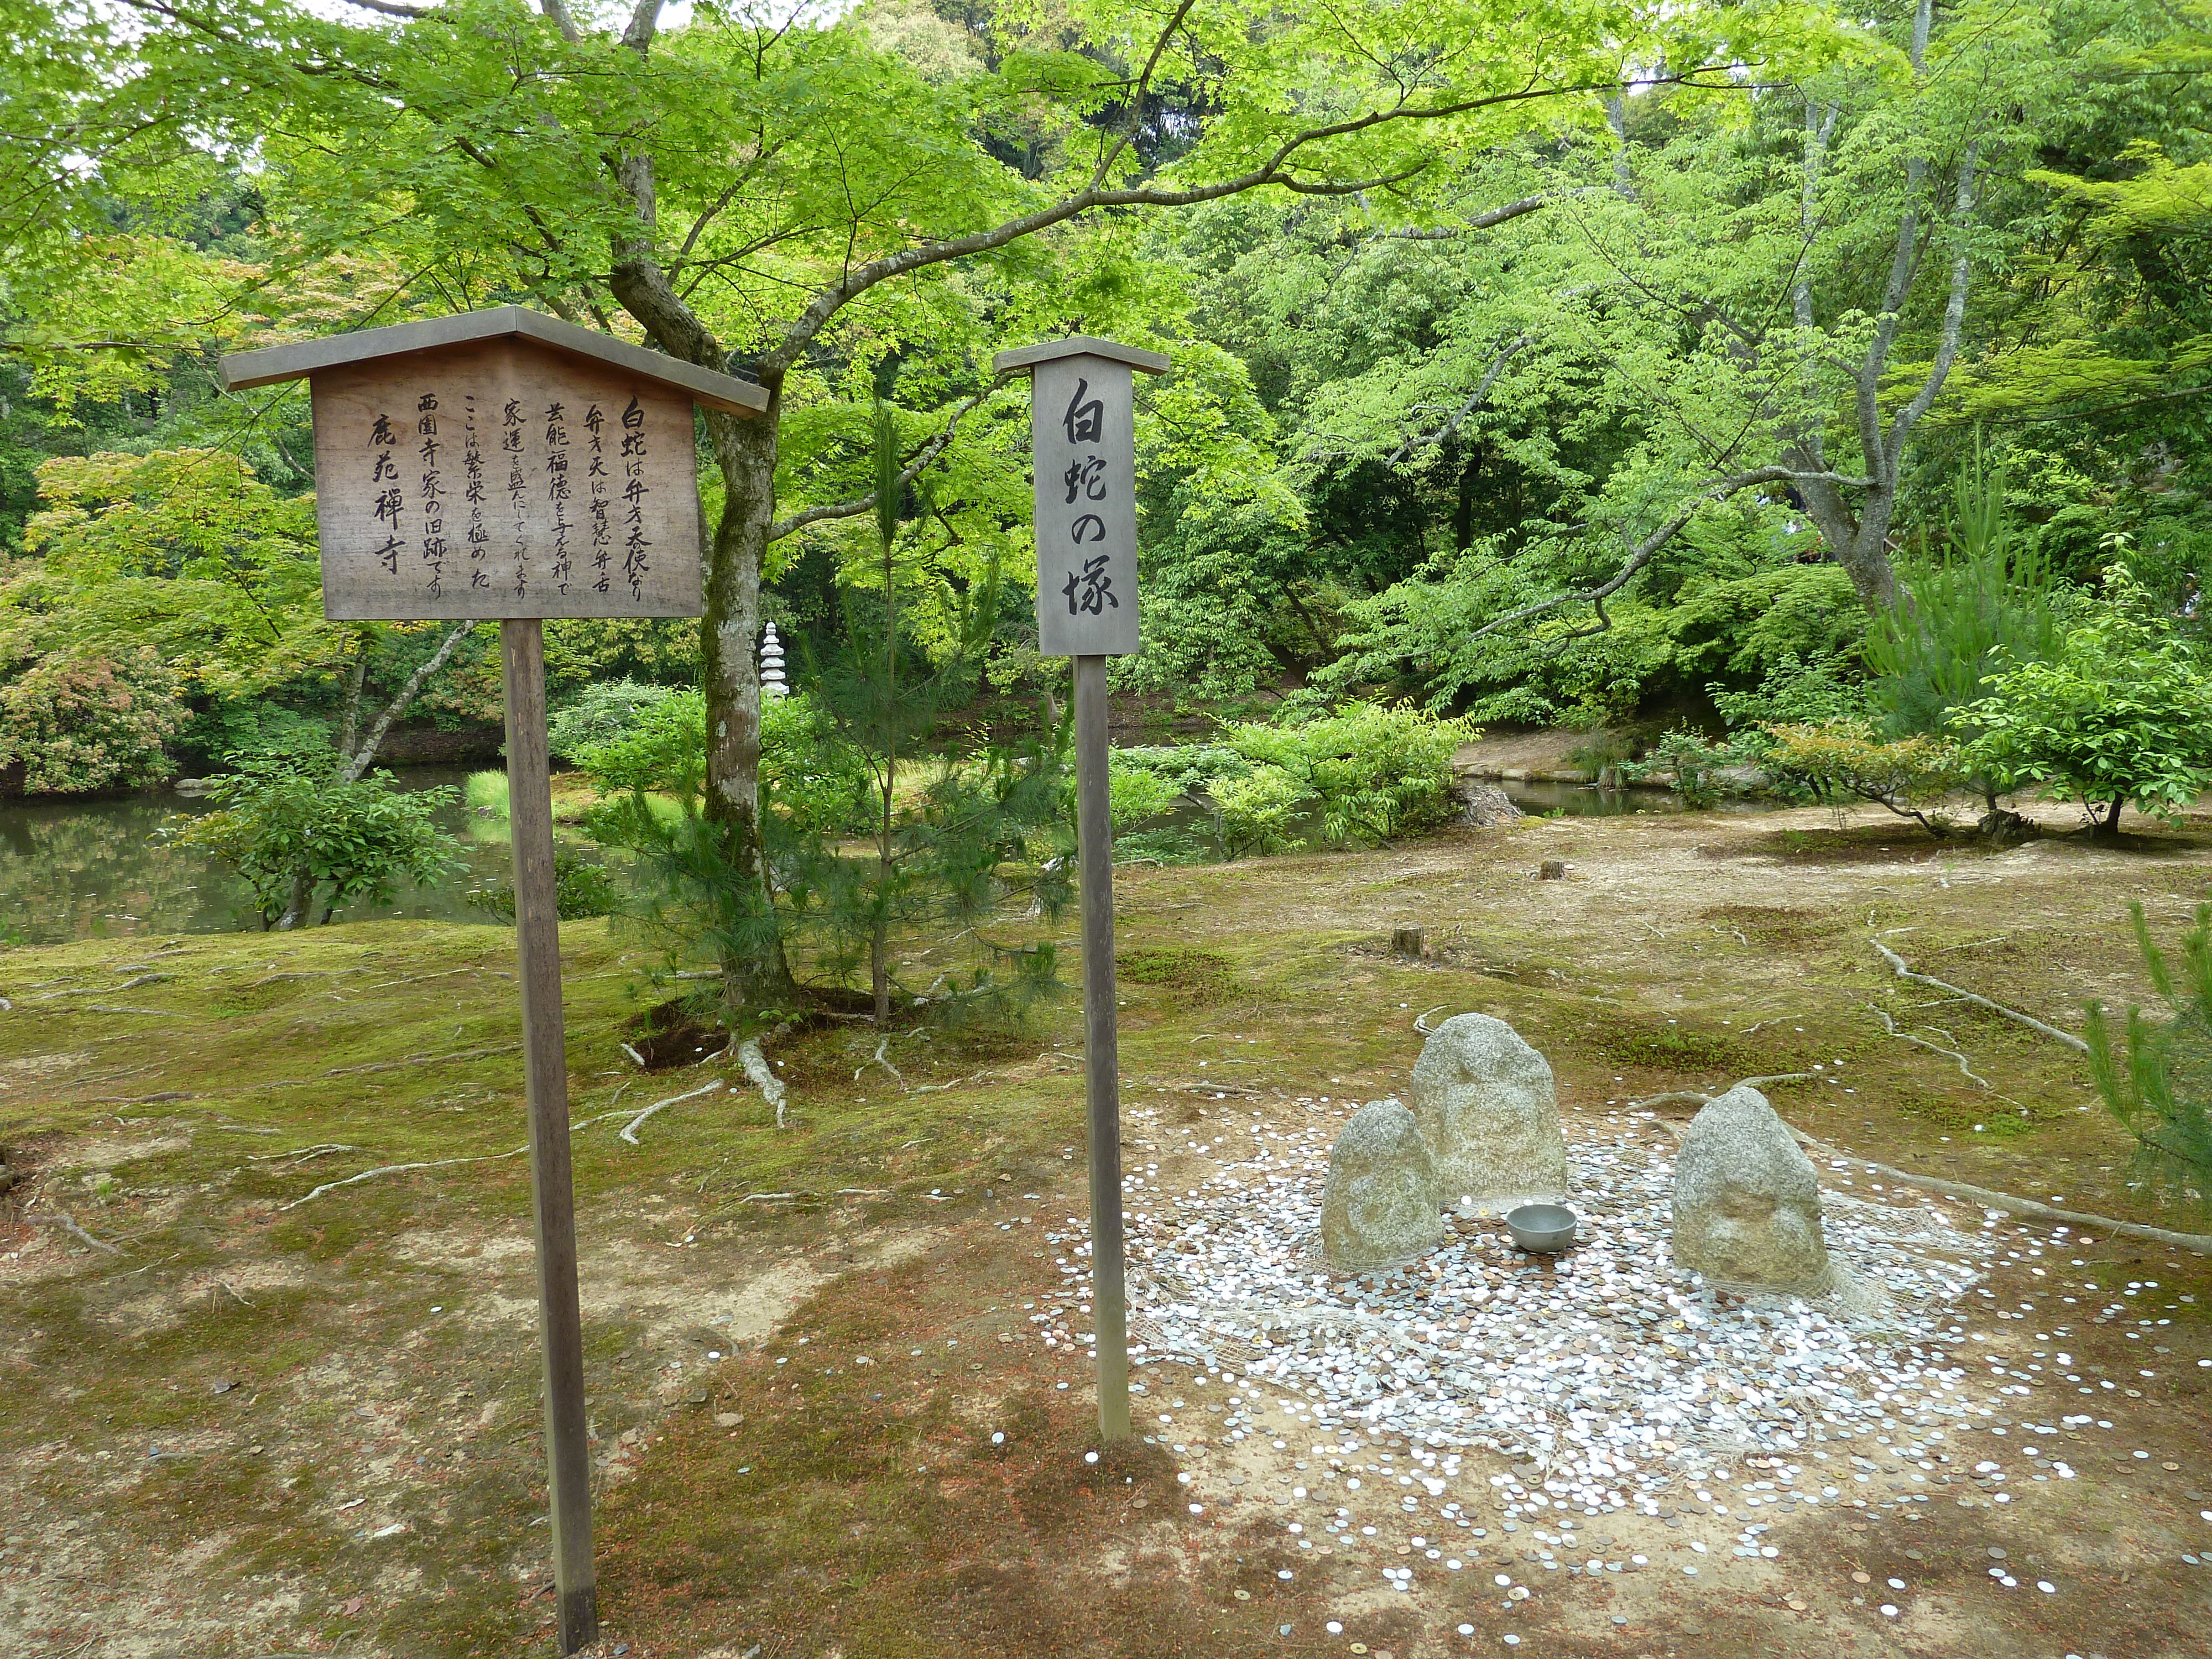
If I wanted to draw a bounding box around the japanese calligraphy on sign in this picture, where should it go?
[307,336,704,620]
[1024,353,1142,656]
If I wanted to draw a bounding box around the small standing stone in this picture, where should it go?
[1321,1099,1444,1273]
[1463,782,1524,827]
[1671,1084,1833,1294]
[1407,1014,1569,1212]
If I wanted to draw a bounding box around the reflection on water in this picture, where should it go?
[1499,779,1770,817]
[0,767,526,947]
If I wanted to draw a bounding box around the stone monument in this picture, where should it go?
[1671,1084,1833,1294]
[1407,1013,1569,1212]
[1321,1098,1444,1273]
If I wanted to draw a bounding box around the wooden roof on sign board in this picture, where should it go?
[218,305,769,417]
[993,335,1171,375]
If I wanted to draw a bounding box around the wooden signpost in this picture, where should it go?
[223,307,767,1654]
[993,335,1169,1442]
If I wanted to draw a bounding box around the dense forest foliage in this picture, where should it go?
[2,0,2209,963]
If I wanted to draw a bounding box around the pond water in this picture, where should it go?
[0,768,536,947]
[1500,779,1768,817]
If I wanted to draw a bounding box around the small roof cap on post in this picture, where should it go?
[218,304,769,417]
[993,335,1171,376]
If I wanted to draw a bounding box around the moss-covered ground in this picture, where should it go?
[4,798,2211,1658]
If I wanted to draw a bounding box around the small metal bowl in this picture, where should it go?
[1505,1202,1577,1254]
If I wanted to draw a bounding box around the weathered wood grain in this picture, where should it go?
[310,337,703,621]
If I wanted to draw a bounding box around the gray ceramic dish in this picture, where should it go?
[1505,1202,1577,1253]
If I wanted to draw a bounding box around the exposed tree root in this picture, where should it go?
[738,1037,789,1129]
[855,1037,905,1087]
[1871,938,2089,1053]
[1866,1004,1992,1088]
[247,1143,363,1167]
[619,1079,724,1146]
[28,1208,123,1254]
[278,1146,530,1209]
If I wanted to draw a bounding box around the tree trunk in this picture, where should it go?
[701,395,798,1005]
[278,867,314,932]
[1453,442,1480,551]
[337,640,368,762]
[1836,492,1903,612]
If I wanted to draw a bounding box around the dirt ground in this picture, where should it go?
[4,797,2211,1659]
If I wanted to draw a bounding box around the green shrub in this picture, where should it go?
[1219,701,1473,846]
[171,754,458,927]
[573,687,706,806]
[1760,719,1968,836]
[760,692,874,838]
[1106,757,1185,829]
[0,649,187,794]
[1108,743,1252,791]
[547,678,685,760]
[466,848,619,921]
[1206,765,1313,859]
[1955,579,2212,836]
[1709,652,1870,730]
[1618,727,1751,808]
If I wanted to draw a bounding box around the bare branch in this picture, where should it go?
[1091,0,1203,186]
[1376,193,1553,239]
[336,0,429,15]
[766,392,988,542]
[1885,142,1980,467]
[340,622,476,782]
[1465,466,1876,643]
[1387,335,1528,463]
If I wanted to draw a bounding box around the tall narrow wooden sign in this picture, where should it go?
[994,335,1168,1442]
[225,307,767,1654]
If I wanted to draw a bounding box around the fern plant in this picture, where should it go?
[2085,902,2212,1211]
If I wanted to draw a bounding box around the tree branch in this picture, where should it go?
[1375,193,1553,239]
[340,622,476,782]
[1090,0,1203,186]
[1465,466,1876,644]
[760,78,1641,380]
[1885,141,1980,468]
[766,392,986,541]
[1387,335,1528,463]
[335,0,429,15]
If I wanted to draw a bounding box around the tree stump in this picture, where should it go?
[1538,860,1567,880]
[1391,926,1426,958]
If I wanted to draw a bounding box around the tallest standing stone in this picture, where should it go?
[1407,1013,1569,1212]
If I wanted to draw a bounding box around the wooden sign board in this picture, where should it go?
[308,337,705,621]
[221,306,767,1658]
[995,336,1166,658]
[991,334,1168,1447]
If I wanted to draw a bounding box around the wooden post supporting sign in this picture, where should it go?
[994,335,1169,1442]
[224,308,767,1653]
